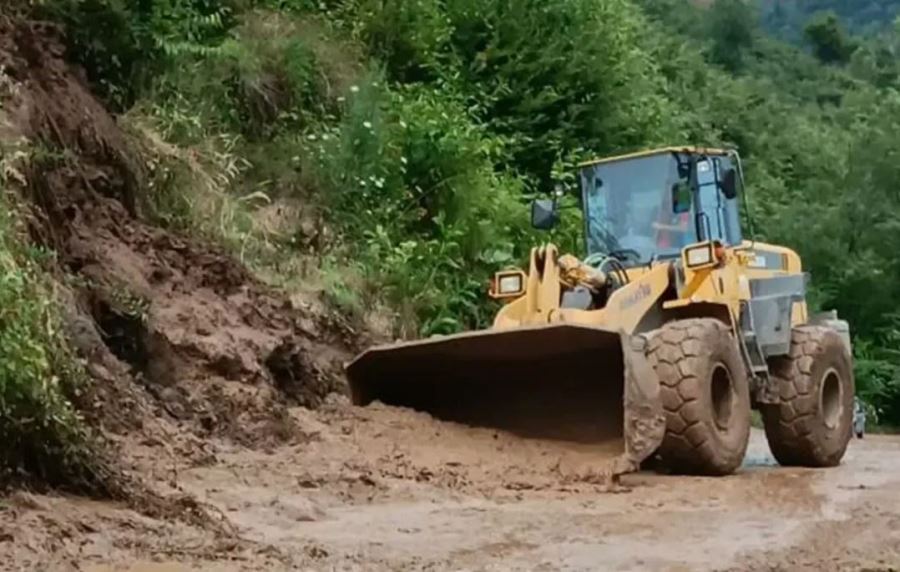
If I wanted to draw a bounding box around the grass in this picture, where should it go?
[0,184,112,493]
[0,123,114,492]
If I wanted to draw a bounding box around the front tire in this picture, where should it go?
[761,326,854,467]
[646,319,751,476]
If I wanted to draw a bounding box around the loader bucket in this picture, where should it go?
[346,324,665,476]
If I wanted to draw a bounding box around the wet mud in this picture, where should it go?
[4,403,900,571]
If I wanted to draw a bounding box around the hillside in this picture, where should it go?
[0,13,356,498]
[761,0,900,38]
[0,0,900,569]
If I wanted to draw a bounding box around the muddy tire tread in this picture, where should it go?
[646,318,750,476]
[762,326,854,467]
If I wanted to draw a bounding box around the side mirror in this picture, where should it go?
[672,181,692,214]
[531,198,559,230]
[720,168,738,200]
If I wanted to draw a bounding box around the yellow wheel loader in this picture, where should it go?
[346,147,856,478]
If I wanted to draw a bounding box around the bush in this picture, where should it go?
[325,0,451,83]
[0,185,108,491]
[308,79,531,335]
[36,0,236,109]
[443,0,676,188]
[146,11,341,142]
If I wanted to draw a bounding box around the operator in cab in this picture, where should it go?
[653,179,692,251]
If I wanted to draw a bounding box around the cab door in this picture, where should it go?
[695,156,742,246]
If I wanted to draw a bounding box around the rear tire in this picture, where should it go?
[762,327,854,467]
[646,319,751,476]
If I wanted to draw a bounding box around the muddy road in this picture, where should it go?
[3,401,899,572]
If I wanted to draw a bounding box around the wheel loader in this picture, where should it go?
[346,147,856,478]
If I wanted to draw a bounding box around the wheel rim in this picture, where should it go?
[711,364,734,431]
[821,368,843,430]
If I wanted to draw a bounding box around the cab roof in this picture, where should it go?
[578,146,732,168]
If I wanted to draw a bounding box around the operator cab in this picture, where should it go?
[532,147,743,267]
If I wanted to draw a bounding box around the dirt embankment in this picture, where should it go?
[0,17,356,482]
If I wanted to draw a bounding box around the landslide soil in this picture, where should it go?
[3,407,900,572]
[2,14,900,572]
[0,16,354,467]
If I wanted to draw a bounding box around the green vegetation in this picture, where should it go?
[708,0,760,71]
[0,143,111,492]
[804,12,859,64]
[761,0,900,39]
[20,0,900,429]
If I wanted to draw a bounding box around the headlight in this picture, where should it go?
[685,244,714,268]
[498,274,523,294]
[490,270,526,299]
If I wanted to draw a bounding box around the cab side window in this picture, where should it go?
[696,157,742,245]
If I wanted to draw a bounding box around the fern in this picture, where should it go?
[156,39,227,58]
[152,2,232,59]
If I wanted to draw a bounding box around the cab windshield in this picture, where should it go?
[580,152,695,264]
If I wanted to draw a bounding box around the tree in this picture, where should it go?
[804,12,858,64]
[707,0,759,72]
[762,0,900,39]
